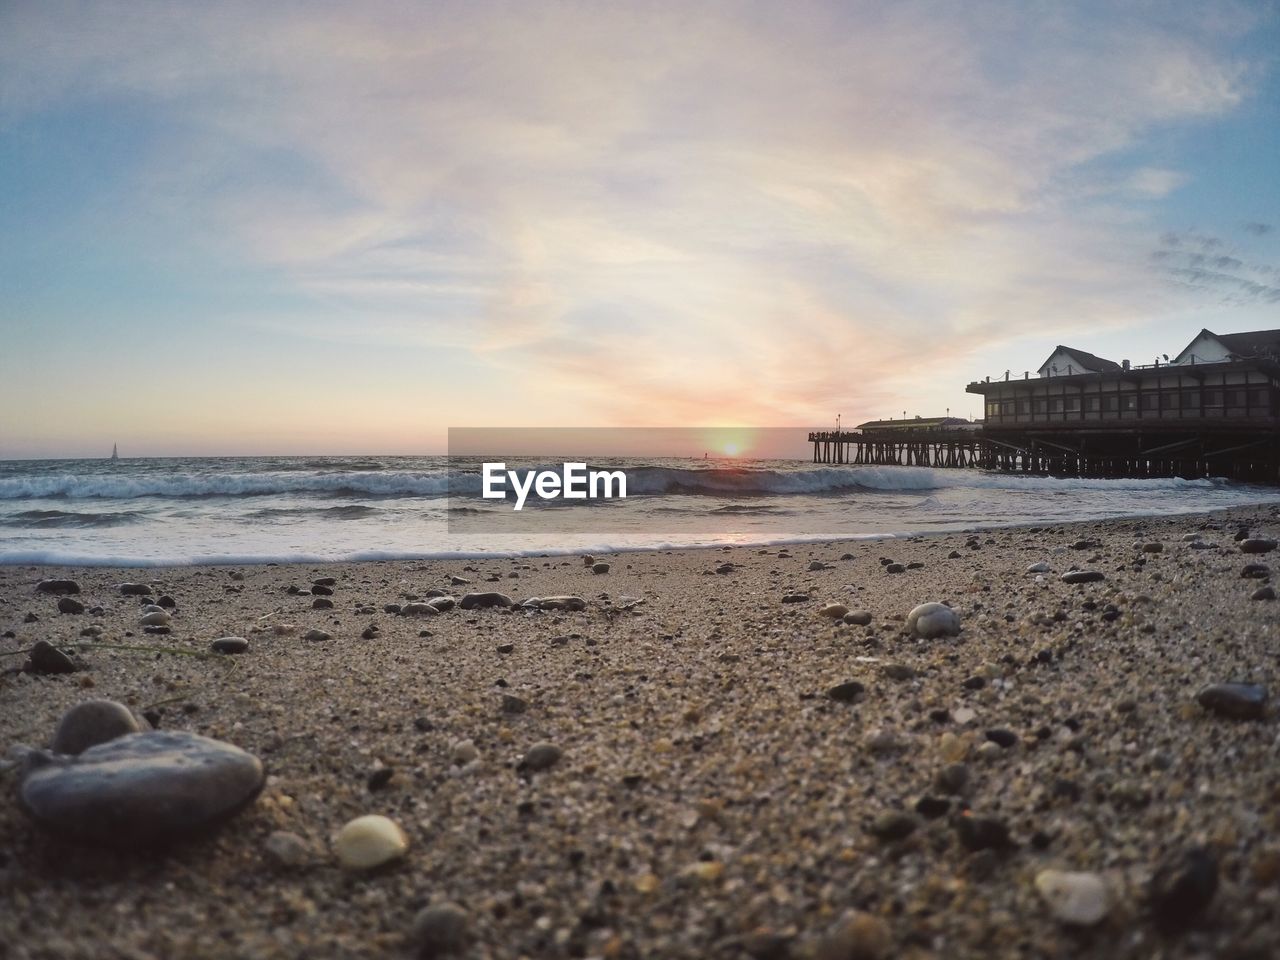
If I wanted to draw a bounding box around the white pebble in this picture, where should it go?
[818,603,850,619]
[906,602,961,639]
[335,814,408,870]
[1035,869,1111,926]
[1026,561,1051,573]
[450,738,479,766]
[139,611,170,626]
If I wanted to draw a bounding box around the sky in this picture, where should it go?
[1,0,1278,458]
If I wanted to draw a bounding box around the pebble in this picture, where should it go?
[36,579,80,595]
[263,830,312,869]
[935,763,969,795]
[592,562,611,574]
[401,602,441,616]
[1141,542,1164,553]
[210,636,249,655]
[458,592,514,610]
[915,795,951,819]
[816,911,891,960]
[868,810,918,842]
[335,814,409,870]
[411,902,470,958]
[1239,538,1277,554]
[826,680,865,702]
[1035,869,1111,926]
[843,610,873,626]
[1251,585,1276,600]
[139,611,170,626]
[450,575,470,585]
[19,731,264,844]
[781,594,809,603]
[501,693,528,714]
[534,595,586,611]
[954,814,1014,852]
[1196,682,1267,720]
[1061,570,1104,584]
[808,560,827,571]
[119,583,150,595]
[1241,563,1270,579]
[311,597,334,609]
[51,699,142,754]
[27,640,76,675]
[985,728,1017,748]
[450,739,479,766]
[1026,561,1051,573]
[303,629,332,642]
[884,563,905,574]
[1150,848,1218,929]
[906,602,961,639]
[310,584,334,596]
[880,663,916,681]
[519,742,562,772]
[57,597,85,614]
[818,603,849,619]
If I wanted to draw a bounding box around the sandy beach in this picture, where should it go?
[3,504,1279,959]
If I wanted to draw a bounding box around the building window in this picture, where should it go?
[1184,391,1200,408]
[1017,400,1030,415]
[1050,398,1063,413]
[1252,389,1269,406]
[1065,397,1081,412]
[1103,396,1118,412]
[986,401,998,418]
[1205,390,1222,406]
[1122,395,1138,411]
[1141,394,1158,411]
[1033,399,1047,414]
[1086,397,1100,412]
[1162,393,1180,410]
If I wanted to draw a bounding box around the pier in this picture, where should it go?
[808,427,1280,482]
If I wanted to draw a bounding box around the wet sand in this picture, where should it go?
[2,504,1279,959]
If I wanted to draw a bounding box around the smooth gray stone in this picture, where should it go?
[51,700,142,755]
[1240,538,1277,554]
[27,640,76,675]
[1197,683,1267,720]
[1061,570,1105,584]
[210,636,249,655]
[532,595,586,611]
[36,579,80,595]
[458,592,513,610]
[426,596,457,612]
[57,597,85,614]
[518,742,562,772]
[20,731,265,845]
[119,583,151,595]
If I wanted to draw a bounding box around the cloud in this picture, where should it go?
[1154,229,1280,304]
[1243,221,1274,235]
[0,0,1271,427]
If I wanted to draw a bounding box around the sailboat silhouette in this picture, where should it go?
[110,443,119,461]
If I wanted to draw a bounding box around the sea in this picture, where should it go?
[1,455,1277,566]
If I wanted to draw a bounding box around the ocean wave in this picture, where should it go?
[0,471,456,500]
[242,505,383,521]
[622,465,1234,496]
[0,463,1240,502]
[0,508,149,529]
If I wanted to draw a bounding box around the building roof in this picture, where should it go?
[857,416,970,430]
[1214,329,1280,358]
[1173,327,1280,363]
[1038,345,1122,374]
